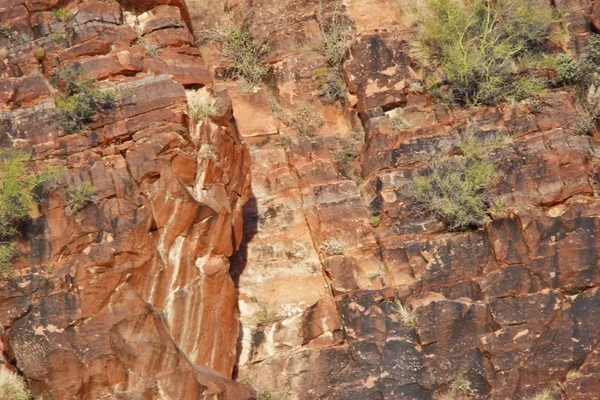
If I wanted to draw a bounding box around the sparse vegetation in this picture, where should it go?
[65,181,97,216]
[0,243,15,279]
[437,374,472,400]
[332,143,359,178]
[51,8,71,25]
[188,98,222,122]
[320,238,345,256]
[408,0,557,106]
[271,99,325,137]
[198,15,268,85]
[366,271,385,280]
[0,369,31,400]
[257,389,288,400]
[33,47,46,61]
[393,298,417,329]
[565,369,581,382]
[369,215,381,228]
[389,108,411,132]
[143,40,162,59]
[522,390,556,400]
[0,25,15,41]
[317,1,352,69]
[52,67,116,133]
[314,67,346,104]
[409,128,511,231]
[255,305,280,327]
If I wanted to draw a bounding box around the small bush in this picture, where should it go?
[65,181,97,216]
[0,150,57,241]
[409,129,511,231]
[565,369,581,382]
[0,243,15,279]
[411,0,557,106]
[255,307,280,327]
[332,143,359,178]
[0,369,31,400]
[393,299,417,329]
[199,16,268,85]
[143,40,162,59]
[314,67,346,103]
[317,1,352,68]
[369,215,381,227]
[188,99,222,122]
[258,389,288,400]
[389,108,411,132]
[0,25,15,40]
[437,374,472,400]
[276,104,324,137]
[33,47,46,61]
[52,67,116,133]
[554,54,579,86]
[523,390,556,400]
[320,238,345,256]
[51,8,71,25]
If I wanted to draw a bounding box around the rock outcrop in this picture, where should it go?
[3,0,600,399]
[0,0,253,398]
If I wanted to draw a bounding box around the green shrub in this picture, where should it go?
[188,98,222,122]
[411,0,557,106]
[0,369,31,400]
[409,129,511,230]
[65,181,97,216]
[389,108,411,132]
[393,299,417,328]
[314,67,346,103]
[199,17,268,85]
[332,143,359,178]
[255,305,280,327]
[0,25,15,40]
[0,150,57,241]
[51,8,71,25]
[369,215,381,227]
[320,238,345,256]
[276,104,324,137]
[438,374,472,400]
[52,67,116,133]
[317,1,352,68]
[0,243,15,279]
[258,389,288,400]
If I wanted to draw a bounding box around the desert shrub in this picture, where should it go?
[320,238,345,256]
[317,1,352,68]
[409,129,511,231]
[65,181,97,216]
[393,299,417,328]
[188,99,222,122]
[332,143,359,178]
[255,305,280,327]
[438,374,472,400]
[0,243,15,279]
[523,390,556,400]
[369,215,381,227]
[314,67,346,103]
[410,0,557,106]
[276,104,324,137]
[51,8,71,25]
[0,150,56,241]
[0,369,31,400]
[389,108,411,131]
[199,15,268,85]
[52,67,116,133]
[0,25,15,40]
[257,389,288,400]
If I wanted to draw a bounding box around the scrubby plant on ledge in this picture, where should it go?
[0,369,31,400]
[65,181,97,216]
[0,150,57,279]
[197,14,269,86]
[406,0,558,106]
[52,66,116,134]
[409,128,511,231]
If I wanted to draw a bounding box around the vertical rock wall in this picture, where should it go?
[0,0,253,398]
[187,0,600,399]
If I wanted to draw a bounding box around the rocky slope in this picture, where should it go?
[1,0,600,399]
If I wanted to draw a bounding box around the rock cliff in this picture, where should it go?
[1,0,600,399]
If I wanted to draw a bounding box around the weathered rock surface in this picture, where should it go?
[187,0,600,399]
[0,0,253,399]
